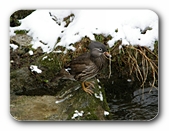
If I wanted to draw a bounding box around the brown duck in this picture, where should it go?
[55,41,111,95]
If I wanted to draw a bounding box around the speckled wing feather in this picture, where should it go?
[69,53,91,74]
[66,52,98,81]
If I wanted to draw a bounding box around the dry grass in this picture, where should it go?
[108,40,158,91]
[127,45,158,88]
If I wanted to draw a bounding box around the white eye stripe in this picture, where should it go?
[92,47,103,52]
[98,48,102,51]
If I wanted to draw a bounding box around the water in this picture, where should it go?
[107,87,158,121]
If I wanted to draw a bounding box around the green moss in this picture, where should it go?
[38,53,62,75]
[14,30,29,34]
[94,34,112,43]
[94,34,105,42]
[65,79,111,120]
[10,70,18,79]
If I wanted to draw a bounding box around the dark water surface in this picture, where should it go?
[104,79,158,121]
[108,87,158,120]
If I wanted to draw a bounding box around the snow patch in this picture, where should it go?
[42,56,48,60]
[71,110,84,119]
[10,10,158,53]
[10,44,18,50]
[30,65,42,73]
[94,91,103,101]
[28,50,33,55]
[127,79,132,82]
[104,111,109,116]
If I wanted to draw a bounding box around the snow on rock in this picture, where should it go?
[28,50,33,55]
[42,56,48,60]
[94,91,103,101]
[71,110,84,119]
[10,44,18,50]
[10,10,158,52]
[104,111,109,116]
[30,65,42,73]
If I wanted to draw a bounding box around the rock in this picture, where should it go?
[10,77,112,120]
[10,67,33,94]
[10,66,61,96]
[10,34,32,47]
[53,78,111,120]
[10,95,58,120]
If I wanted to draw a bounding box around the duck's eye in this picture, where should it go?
[98,48,102,51]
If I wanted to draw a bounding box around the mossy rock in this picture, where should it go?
[50,78,112,120]
[10,75,112,120]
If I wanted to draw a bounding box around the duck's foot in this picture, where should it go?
[81,81,95,95]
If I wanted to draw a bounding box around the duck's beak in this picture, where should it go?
[104,52,112,58]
